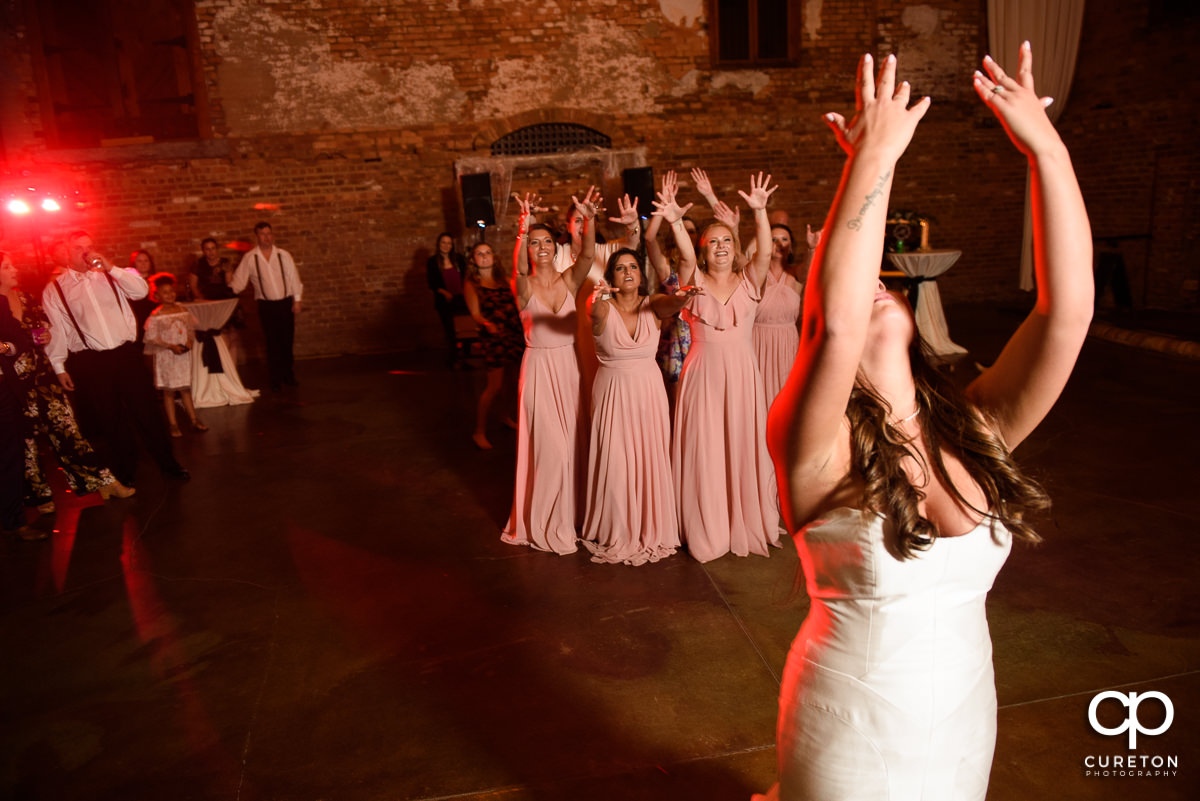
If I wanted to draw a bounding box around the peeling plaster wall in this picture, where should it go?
[804,0,824,41]
[212,3,468,135]
[883,4,970,101]
[658,0,704,28]
[475,18,670,119]
[207,0,722,135]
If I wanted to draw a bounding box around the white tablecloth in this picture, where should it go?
[183,300,258,408]
[886,250,967,359]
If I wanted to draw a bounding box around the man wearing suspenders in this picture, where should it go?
[231,222,303,391]
[41,231,189,485]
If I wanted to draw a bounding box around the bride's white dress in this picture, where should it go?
[761,507,1012,801]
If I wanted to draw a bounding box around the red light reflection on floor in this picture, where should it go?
[120,520,238,777]
[287,526,469,659]
[34,490,103,596]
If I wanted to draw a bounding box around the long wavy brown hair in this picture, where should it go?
[847,334,1050,558]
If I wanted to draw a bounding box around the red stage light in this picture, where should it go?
[41,198,61,212]
[6,199,31,215]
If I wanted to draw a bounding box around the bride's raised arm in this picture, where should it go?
[964,42,1093,450]
[767,53,930,529]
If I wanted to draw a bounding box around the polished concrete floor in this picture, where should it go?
[2,304,1197,800]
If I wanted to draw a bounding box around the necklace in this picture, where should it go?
[892,407,920,426]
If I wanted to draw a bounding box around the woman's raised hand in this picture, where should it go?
[651,190,693,224]
[690,168,714,200]
[609,193,639,226]
[660,170,679,204]
[824,53,931,161]
[738,171,778,211]
[806,224,822,250]
[513,192,547,233]
[513,192,547,218]
[571,186,602,220]
[713,200,740,231]
[973,41,1061,158]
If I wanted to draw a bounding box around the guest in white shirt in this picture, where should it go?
[230,222,303,391]
[41,230,189,485]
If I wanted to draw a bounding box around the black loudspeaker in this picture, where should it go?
[622,166,654,219]
[461,173,495,228]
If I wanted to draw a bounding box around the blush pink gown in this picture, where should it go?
[672,271,780,563]
[753,270,802,405]
[501,290,585,554]
[581,298,679,565]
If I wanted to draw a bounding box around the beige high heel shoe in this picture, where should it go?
[99,479,137,500]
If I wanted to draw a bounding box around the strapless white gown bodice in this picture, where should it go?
[772,507,1012,801]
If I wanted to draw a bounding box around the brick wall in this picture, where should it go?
[1055,0,1200,310]
[1,0,1196,358]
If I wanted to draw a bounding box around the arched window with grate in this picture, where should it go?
[491,123,611,157]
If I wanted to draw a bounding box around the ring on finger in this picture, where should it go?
[992,85,1003,94]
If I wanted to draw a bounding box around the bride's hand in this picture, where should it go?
[973,41,1062,159]
[824,53,931,161]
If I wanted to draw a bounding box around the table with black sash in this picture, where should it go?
[182,300,258,407]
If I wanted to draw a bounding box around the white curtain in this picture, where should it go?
[988,0,1086,290]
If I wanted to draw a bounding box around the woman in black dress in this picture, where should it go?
[463,241,524,450]
[426,232,468,368]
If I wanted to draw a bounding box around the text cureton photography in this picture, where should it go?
[1083,690,1181,779]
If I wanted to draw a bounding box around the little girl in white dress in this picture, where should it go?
[144,274,207,437]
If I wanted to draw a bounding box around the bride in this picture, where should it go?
[762,44,1092,799]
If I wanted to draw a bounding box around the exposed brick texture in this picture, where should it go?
[1,0,1196,357]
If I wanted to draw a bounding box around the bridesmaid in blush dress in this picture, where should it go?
[580,247,699,565]
[501,188,601,554]
[753,223,804,405]
[665,173,782,563]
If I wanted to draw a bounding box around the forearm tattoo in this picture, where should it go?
[846,169,893,231]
